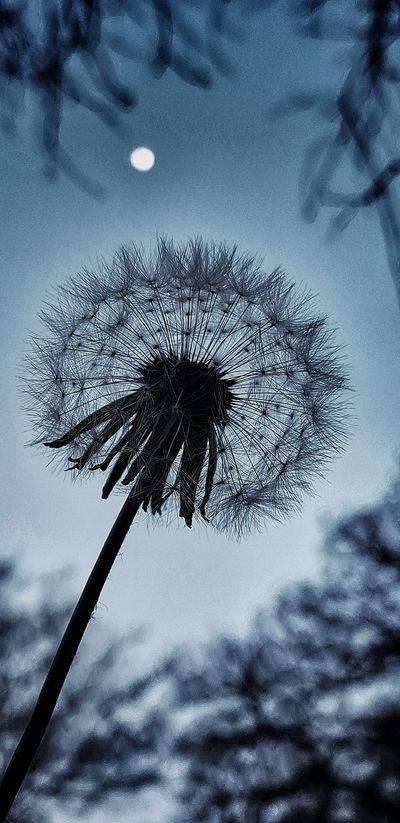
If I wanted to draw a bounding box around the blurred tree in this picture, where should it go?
[271,0,400,307]
[69,0,400,308]
[0,0,251,192]
[166,476,400,821]
[0,558,165,822]
[3,1,400,303]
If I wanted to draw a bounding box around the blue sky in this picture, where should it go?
[1,3,399,685]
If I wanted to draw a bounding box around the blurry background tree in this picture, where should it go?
[270,0,400,308]
[0,557,165,822]
[0,0,252,192]
[3,1,400,303]
[5,475,400,822]
[164,474,400,822]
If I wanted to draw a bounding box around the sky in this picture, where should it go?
[1,5,400,819]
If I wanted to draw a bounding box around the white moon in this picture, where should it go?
[130,146,155,172]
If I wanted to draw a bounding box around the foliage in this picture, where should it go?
[2,465,400,822]
[0,0,255,191]
[4,0,400,299]
[271,0,400,305]
[0,559,163,822]
[166,476,400,821]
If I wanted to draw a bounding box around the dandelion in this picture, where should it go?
[29,238,346,533]
[0,238,348,818]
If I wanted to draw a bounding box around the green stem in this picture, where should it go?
[0,491,141,821]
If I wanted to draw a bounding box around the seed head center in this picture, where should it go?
[139,357,235,423]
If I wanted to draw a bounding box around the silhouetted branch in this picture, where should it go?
[0,0,252,191]
[0,558,164,822]
[272,0,400,308]
[167,474,400,821]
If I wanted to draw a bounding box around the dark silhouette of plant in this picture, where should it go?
[0,237,348,818]
[166,476,400,821]
[270,0,400,307]
[0,558,164,823]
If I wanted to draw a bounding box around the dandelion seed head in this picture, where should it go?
[24,238,349,537]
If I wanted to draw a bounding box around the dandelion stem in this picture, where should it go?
[0,491,141,821]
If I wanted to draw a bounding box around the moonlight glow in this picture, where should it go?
[129,147,155,172]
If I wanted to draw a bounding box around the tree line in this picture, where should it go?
[3,470,400,821]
